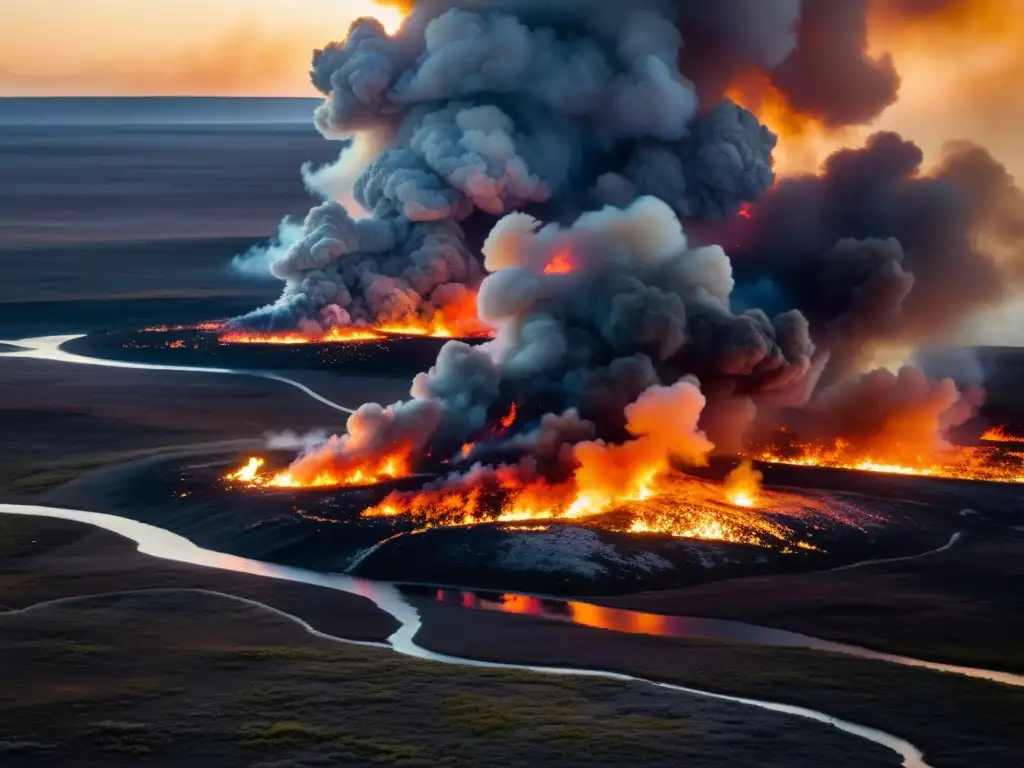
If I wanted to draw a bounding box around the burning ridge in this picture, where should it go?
[223,1,1024,545]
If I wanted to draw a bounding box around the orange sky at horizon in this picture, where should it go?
[0,0,404,97]
[2,1,1019,177]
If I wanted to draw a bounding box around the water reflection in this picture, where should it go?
[408,585,1024,687]
[413,586,829,645]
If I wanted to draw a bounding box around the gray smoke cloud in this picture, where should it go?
[229,0,1024,489]
[291,196,824,476]
[232,1,790,333]
[728,133,1024,377]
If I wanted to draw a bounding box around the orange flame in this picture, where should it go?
[753,440,1024,484]
[980,426,1023,443]
[498,402,518,431]
[218,292,490,345]
[360,466,839,549]
[544,249,576,275]
[218,327,385,345]
[723,460,762,508]
[224,451,412,489]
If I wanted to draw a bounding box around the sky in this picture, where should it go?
[0,0,403,96]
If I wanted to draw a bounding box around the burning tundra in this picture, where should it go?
[228,0,1024,543]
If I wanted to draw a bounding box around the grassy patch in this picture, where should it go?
[438,693,532,738]
[238,721,428,764]
[237,720,339,749]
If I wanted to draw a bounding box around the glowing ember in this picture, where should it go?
[224,454,411,489]
[544,249,576,275]
[737,203,753,220]
[754,441,1024,484]
[981,426,1023,443]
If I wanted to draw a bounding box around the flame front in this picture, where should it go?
[980,426,1023,443]
[224,452,412,489]
[218,327,385,345]
[217,303,492,345]
[361,463,844,549]
[753,440,1024,484]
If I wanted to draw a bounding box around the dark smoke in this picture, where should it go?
[294,196,824,475]
[234,0,804,332]
[234,0,1024,484]
[730,132,1024,375]
[769,0,899,127]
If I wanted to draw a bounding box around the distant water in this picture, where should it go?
[0,97,322,125]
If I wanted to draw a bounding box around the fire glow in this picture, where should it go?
[225,452,412,489]
[218,327,384,345]
[544,249,576,275]
[359,464,849,550]
[980,426,1023,443]
[753,442,1024,484]
[218,304,493,345]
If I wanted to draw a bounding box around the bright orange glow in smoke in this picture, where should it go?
[498,402,518,432]
[544,249,577,275]
[366,1,410,34]
[725,69,855,177]
[724,0,1024,178]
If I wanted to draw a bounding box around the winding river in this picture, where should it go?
[2,331,1021,766]
[0,503,930,768]
[0,334,356,414]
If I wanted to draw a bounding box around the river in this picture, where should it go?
[0,502,934,767]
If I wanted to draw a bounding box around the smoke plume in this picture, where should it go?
[233,1,806,333]
[729,132,1024,375]
[232,0,1024,496]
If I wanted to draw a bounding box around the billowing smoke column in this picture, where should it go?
[232,0,1024,500]
[232,0,800,334]
[285,196,821,492]
[729,132,1024,376]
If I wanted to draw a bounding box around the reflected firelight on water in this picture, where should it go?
[427,589,676,636]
